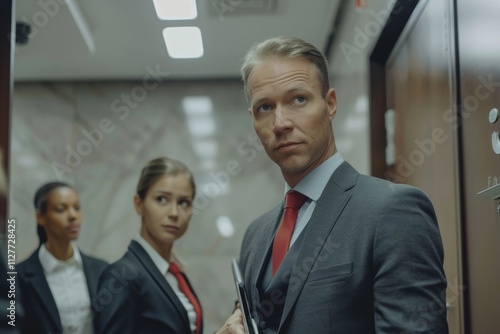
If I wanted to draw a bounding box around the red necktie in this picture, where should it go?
[272,190,308,276]
[168,263,202,334]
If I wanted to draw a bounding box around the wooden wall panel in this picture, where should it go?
[457,1,500,332]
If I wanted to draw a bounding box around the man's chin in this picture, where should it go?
[278,159,309,177]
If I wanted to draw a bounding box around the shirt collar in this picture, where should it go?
[38,242,83,274]
[134,235,170,275]
[285,152,344,201]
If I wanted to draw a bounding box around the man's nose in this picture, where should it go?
[273,105,293,133]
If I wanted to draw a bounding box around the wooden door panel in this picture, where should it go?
[457,0,500,329]
[386,1,462,332]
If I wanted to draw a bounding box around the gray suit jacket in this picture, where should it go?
[239,162,448,333]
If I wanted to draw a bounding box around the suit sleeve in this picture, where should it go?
[93,262,140,334]
[372,186,448,333]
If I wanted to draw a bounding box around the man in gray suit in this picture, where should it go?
[217,36,448,333]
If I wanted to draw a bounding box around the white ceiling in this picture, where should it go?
[14,0,341,82]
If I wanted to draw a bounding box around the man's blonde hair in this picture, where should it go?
[240,36,330,100]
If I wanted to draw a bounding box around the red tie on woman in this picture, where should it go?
[168,263,202,334]
[272,190,308,276]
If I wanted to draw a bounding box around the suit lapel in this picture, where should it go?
[128,241,191,333]
[23,252,62,332]
[254,203,283,289]
[81,254,98,299]
[279,162,357,331]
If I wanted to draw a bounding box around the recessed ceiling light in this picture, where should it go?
[162,27,204,59]
[152,0,198,20]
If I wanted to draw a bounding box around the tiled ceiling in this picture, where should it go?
[14,0,341,81]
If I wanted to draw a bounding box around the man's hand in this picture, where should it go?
[215,308,246,334]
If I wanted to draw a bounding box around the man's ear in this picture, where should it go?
[326,88,337,121]
[133,194,143,216]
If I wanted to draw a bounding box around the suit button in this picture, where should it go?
[259,321,266,329]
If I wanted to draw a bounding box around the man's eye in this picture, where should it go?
[294,96,306,104]
[258,104,272,113]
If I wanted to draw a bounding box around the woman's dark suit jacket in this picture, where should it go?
[94,240,203,334]
[17,248,108,334]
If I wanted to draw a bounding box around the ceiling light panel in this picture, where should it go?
[153,0,198,20]
[162,27,204,59]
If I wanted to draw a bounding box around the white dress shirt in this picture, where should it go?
[134,235,197,333]
[38,243,93,334]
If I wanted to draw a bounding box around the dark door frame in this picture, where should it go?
[0,0,15,234]
[368,0,421,178]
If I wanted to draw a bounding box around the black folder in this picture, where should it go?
[231,259,259,334]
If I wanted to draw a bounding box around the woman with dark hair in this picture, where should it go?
[17,181,108,334]
[95,157,203,334]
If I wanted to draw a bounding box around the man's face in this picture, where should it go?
[247,57,337,186]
